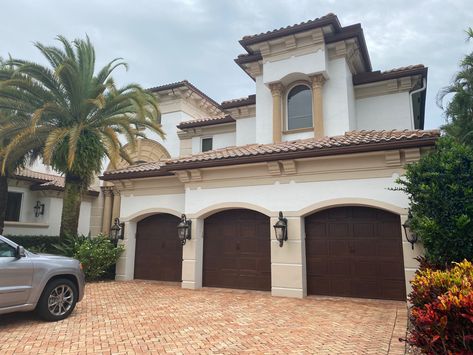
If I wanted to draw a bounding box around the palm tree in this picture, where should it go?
[0,58,42,234]
[438,28,473,146]
[0,36,164,238]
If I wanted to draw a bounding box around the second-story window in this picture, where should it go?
[287,84,312,130]
[201,137,213,152]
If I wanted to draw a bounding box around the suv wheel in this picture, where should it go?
[36,278,78,321]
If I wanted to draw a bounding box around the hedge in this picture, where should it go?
[5,235,59,254]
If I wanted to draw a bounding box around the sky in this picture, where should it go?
[1,0,472,129]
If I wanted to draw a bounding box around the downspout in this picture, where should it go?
[409,78,427,130]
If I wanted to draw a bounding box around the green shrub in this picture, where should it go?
[395,137,473,265]
[407,260,473,353]
[6,235,59,254]
[54,234,124,281]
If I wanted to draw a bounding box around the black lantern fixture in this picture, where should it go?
[177,214,192,245]
[110,218,124,244]
[402,212,418,250]
[34,201,45,217]
[273,211,288,247]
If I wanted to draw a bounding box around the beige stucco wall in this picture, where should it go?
[113,149,425,299]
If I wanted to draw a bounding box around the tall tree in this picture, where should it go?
[0,36,164,238]
[438,28,473,146]
[0,58,41,234]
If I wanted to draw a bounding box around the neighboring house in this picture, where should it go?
[4,169,99,236]
[6,13,439,301]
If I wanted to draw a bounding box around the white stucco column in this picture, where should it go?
[269,82,283,143]
[270,216,306,298]
[181,218,203,289]
[115,221,137,281]
[111,189,121,222]
[310,74,326,139]
[101,188,113,234]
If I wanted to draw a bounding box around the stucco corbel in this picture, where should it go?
[190,169,202,181]
[267,161,282,175]
[280,160,297,175]
[174,170,191,183]
[403,148,421,163]
[385,150,401,166]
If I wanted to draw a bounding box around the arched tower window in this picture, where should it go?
[287,84,312,130]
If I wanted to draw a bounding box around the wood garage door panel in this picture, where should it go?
[134,214,182,282]
[305,206,406,301]
[203,209,271,291]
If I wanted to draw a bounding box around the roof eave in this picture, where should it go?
[101,136,438,181]
[100,170,174,182]
[353,66,428,86]
[239,14,341,53]
[176,116,236,130]
[30,184,100,197]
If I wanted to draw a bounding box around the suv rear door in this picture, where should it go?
[0,239,34,308]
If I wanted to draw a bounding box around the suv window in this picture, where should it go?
[0,240,15,257]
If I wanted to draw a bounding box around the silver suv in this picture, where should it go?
[0,235,85,321]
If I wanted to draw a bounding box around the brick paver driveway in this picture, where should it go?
[0,281,408,354]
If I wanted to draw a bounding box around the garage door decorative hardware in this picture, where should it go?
[177,214,192,245]
[402,212,418,249]
[110,217,125,244]
[273,211,288,247]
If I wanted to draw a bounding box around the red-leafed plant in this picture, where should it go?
[407,260,473,354]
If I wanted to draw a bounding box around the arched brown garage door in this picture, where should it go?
[134,213,182,281]
[203,209,271,291]
[305,206,405,300]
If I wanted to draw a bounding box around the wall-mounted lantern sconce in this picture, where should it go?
[110,218,124,244]
[34,201,45,217]
[273,211,288,247]
[177,214,192,245]
[402,212,418,250]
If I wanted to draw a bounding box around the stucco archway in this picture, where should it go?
[101,139,171,234]
[105,139,171,173]
[190,202,275,219]
[123,208,182,223]
[296,198,407,217]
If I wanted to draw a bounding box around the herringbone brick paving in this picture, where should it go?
[0,281,408,354]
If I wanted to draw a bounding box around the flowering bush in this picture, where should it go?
[408,260,473,354]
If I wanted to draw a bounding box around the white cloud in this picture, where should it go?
[1,0,472,129]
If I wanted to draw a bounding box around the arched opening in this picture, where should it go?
[305,206,405,300]
[203,209,271,291]
[134,213,182,282]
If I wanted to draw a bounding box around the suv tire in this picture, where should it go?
[36,278,78,321]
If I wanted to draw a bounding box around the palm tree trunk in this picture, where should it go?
[0,174,8,235]
[59,174,83,239]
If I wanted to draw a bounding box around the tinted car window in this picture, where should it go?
[0,240,15,257]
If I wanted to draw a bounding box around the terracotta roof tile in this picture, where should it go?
[353,65,427,85]
[14,169,64,184]
[240,13,339,44]
[14,168,99,195]
[103,161,169,176]
[102,129,440,181]
[177,115,235,130]
[221,95,256,109]
[381,64,425,74]
[147,80,222,111]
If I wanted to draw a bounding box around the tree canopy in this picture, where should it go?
[0,36,165,237]
[438,28,473,146]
